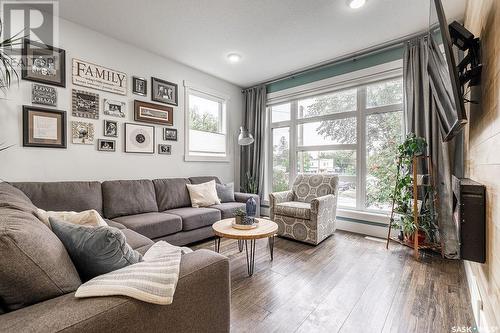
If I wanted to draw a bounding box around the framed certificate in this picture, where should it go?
[23,106,67,148]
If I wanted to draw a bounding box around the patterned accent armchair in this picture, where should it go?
[269,174,339,245]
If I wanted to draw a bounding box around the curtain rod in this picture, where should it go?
[242,28,429,91]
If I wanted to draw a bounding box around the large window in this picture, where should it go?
[267,76,404,212]
[185,83,228,162]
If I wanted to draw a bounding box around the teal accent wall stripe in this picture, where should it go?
[267,46,404,94]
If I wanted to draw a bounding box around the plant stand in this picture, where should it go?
[386,155,442,260]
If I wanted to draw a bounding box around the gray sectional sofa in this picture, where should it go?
[13,176,260,246]
[0,176,259,332]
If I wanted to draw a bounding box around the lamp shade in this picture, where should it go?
[238,126,254,146]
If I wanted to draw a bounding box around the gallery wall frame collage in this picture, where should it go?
[22,38,178,155]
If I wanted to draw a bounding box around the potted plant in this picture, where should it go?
[390,133,438,243]
[0,20,25,91]
[234,208,246,225]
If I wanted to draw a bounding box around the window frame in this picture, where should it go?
[184,81,230,162]
[265,61,405,216]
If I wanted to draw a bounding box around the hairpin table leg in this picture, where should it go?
[214,236,221,253]
[268,235,275,261]
[238,239,244,252]
[245,239,256,276]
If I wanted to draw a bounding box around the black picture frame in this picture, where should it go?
[163,128,178,141]
[97,139,116,152]
[124,122,155,154]
[151,77,178,106]
[23,105,67,148]
[158,144,172,155]
[104,119,118,137]
[132,76,147,96]
[22,39,66,87]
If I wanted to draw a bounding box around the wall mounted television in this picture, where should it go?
[428,0,468,142]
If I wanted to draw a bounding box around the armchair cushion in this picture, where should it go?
[274,201,311,220]
[269,190,294,205]
[292,174,339,203]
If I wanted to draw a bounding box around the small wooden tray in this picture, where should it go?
[232,222,258,230]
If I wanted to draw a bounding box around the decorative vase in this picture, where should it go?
[246,197,256,217]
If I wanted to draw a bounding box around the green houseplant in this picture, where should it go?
[234,208,246,225]
[390,133,438,243]
[0,21,25,91]
[241,171,258,194]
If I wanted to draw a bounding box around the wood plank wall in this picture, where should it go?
[464,0,500,329]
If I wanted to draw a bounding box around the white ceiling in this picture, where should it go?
[58,0,466,87]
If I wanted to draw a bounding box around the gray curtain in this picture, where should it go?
[240,85,267,198]
[403,37,462,259]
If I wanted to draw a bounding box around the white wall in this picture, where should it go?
[0,18,243,184]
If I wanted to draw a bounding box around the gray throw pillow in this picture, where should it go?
[216,183,235,203]
[50,217,142,281]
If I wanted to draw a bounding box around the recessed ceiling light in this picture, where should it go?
[347,0,366,9]
[227,53,242,63]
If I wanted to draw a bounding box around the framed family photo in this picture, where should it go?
[71,121,95,145]
[72,89,99,119]
[97,139,116,152]
[134,100,173,125]
[124,123,155,154]
[104,119,118,137]
[158,144,171,155]
[151,77,178,106]
[132,76,147,96]
[103,99,126,118]
[163,128,178,141]
[23,106,66,148]
[22,39,66,87]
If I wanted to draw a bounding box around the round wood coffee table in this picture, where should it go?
[212,218,278,276]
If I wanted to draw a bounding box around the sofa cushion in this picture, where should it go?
[216,183,235,203]
[153,178,192,211]
[105,219,126,229]
[166,207,221,231]
[37,209,107,228]
[275,201,311,219]
[189,176,222,185]
[113,212,182,239]
[13,181,103,215]
[50,218,142,282]
[0,183,81,311]
[121,228,154,250]
[186,180,221,208]
[211,202,246,219]
[102,180,158,219]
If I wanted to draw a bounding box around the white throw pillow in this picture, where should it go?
[37,208,108,228]
[186,180,221,208]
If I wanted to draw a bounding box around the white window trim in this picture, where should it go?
[183,80,231,162]
[265,60,405,222]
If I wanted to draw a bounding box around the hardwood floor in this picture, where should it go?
[192,230,475,333]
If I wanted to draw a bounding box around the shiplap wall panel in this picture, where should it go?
[465,0,500,329]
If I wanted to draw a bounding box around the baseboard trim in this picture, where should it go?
[463,260,489,332]
[336,218,394,238]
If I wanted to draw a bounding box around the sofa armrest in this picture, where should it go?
[234,192,260,217]
[0,250,230,333]
[311,194,338,235]
[269,190,294,220]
